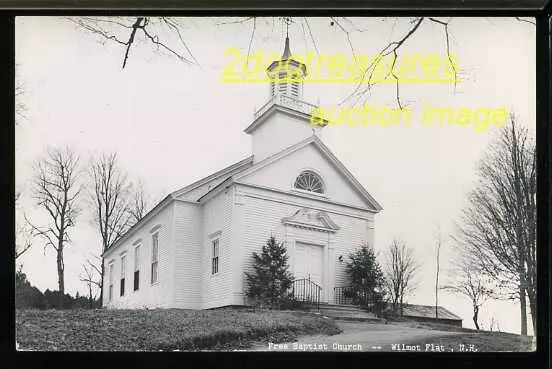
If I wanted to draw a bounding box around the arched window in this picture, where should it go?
[294,171,324,194]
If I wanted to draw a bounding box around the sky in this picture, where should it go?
[15,16,536,335]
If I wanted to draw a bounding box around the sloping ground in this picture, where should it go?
[16,308,341,351]
[252,320,535,352]
[406,329,535,352]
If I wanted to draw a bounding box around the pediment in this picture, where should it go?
[234,135,383,212]
[281,207,340,233]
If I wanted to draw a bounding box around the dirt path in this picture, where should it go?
[250,321,463,352]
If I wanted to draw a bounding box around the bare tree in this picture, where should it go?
[487,316,502,332]
[89,152,133,305]
[69,16,458,107]
[15,191,33,259]
[384,238,420,315]
[26,147,81,308]
[454,116,536,335]
[68,17,199,69]
[70,16,534,108]
[15,222,32,259]
[442,259,496,330]
[434,225,442,319]
[79,255,102,308]
[129,180,150,225]
[15,64,27,125]
[15,82,26,124]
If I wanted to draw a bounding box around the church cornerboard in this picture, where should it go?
[101,37,382,310]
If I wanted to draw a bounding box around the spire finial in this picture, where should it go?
[282,17,292,59]
[282,35,291,59]
[284,17,292,37]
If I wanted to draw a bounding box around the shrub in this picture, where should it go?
[344,244,387,314]
[15,269,46,309]
[245,236,295,309]
[15,268,100,310]
[345,244,385,293]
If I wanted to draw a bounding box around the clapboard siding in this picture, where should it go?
[173,201,202,309]
[102,204,174,309]
[102,182,375,309]
[229,187,247,305]
[201,188,234,309]
[332,213,374,288]
[234,184,374,305]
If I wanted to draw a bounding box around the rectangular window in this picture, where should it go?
[108,262,114,302]
[211,239,219,275]
[134,270,140,291]
[120,255,126,297]
[134,245,140,291]
[151,233,159,284]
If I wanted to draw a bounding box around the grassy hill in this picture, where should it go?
[15,308,534,352]
[389,319,536,352]
[16,308,341,351]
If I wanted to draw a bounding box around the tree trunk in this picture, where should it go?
[88,283,94,309]
[57,247,64,309]
[472,305,480,330]
[435,233,440,319]
[99,261,104,307]
[519,284,528,336]
[392,292,398,313]
[526,288,537,335]
[399,295,404,316]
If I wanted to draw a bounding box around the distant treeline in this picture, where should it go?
[16,269,101,309]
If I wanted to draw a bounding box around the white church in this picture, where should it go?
[102,37,383,309]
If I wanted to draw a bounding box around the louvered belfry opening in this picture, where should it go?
[267,36,306,100]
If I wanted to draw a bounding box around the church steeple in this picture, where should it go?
[245,33,326,163]
[281,36,291,59]
[266,36,307,99]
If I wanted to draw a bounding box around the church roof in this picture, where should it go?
[170,156,254,199]
[200,134,383,211]
[266,36,307,76]
[400,304,463,321]
[104,135,382,257]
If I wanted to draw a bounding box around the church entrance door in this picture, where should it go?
[294,242,323,289]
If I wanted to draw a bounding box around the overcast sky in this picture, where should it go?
[15,16,535,335]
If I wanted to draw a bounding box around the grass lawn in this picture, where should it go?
[391,321,536,352]
[16,308,341,351]
[406,331,535,352]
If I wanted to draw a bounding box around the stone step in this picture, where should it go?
[318,304,368,312]
[311,310,382,322]
[318,309,375,317]
[308,303,372,313]
[305,303,383,322]
[330,315,383,323]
